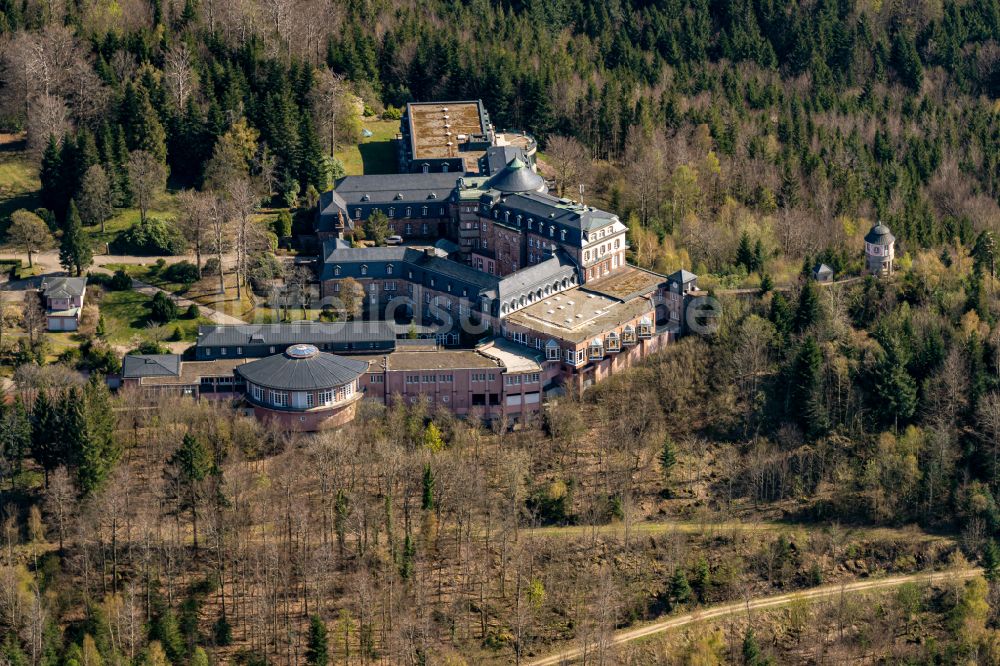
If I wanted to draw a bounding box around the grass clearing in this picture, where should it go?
[94,287,208,345]
[0,153,42,227]
[335,119,400,176]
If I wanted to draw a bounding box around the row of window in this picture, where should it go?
[250,384,351,408]
[504,373,540,386]
[352,207,445,219]
[405,374,455,384]
[472,373,498,382]
[486,206,569,241]
[583,238,621,262]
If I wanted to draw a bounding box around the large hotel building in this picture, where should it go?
[120,101,706,430]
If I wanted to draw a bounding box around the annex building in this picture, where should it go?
[121,101,705,431]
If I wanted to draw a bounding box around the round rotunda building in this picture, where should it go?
[235,344,368,431]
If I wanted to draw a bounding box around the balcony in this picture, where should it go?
[588,341,604,361]
[605,333,621,353]
[638,317,653,339]
[622,325,637,345]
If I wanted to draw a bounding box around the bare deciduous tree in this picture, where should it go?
[126,151,168,224]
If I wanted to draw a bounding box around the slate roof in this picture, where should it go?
[487,191,618,234]
[483,157,545,193]
[813,263,834,277]
[41,277,87,299]
[332,173,460,204]
[667,269,698,285]
[496,252,578,299]
[480,146,528,176]
[197,321,396,347]
[235,349,368,391]
[864,223,895,245]
[122,354,181,378]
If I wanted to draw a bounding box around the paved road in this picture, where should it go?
[525,568,982,666]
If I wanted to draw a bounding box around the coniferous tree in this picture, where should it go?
[973,230,997,277]
[769,291,792,336]
[59,200,93,276]
[735,232,756,272]
[305,615,329,666]
[793,279,821,333]
[0,397,31,489]
[167,433,213,549]
[789,336,828,439]
[421,464,435,511]
[39,135,65,216]
[869,337,918,429]
[659,435,677,491]
[743,628,764,665]
[30,391,64,486]
[669,568,692,606]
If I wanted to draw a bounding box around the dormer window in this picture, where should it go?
[560,230,566,241]
[388,207,394,217]
[429,192,438,199]
[361,265,368,276]
[549,225,555,237]
[334,265,341,276]
[516,215,522,226]
[386,265,393,275]
[395,192,403,200]
[362,194,370,201]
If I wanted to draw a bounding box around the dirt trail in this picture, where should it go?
[525,568,982,666]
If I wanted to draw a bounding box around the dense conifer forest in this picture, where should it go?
[5,0,1000,664]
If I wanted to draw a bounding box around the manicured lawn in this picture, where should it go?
[94,287,207,344]
[89,192,179,250]
[335,119,400,176]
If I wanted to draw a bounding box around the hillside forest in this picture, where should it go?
[5,0,1000,664]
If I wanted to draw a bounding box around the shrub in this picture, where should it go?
[247,253,283,292]
[185,304,200,319]
[170,326,183,341]
[272,210,292,238]
[130,340,169,355]
[111,217,186,256]
[109,269,133,291]
[202,257,221,275]
[162,261,199,284]
[149,291,178,323]
[77,338,121,374]
[382,105,403,120]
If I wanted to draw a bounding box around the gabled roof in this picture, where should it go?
[813,263,834,276]
[41,277,87,299]
[122,354,181,378]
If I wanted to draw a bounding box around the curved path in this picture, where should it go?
[525,567,982,666]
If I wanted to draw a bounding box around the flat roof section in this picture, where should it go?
[408,101,488,169]
[387,349,499,372]
[477,339,542,374]
[583,266,665,301]
[137,359,250,386]
[505,288,655,344]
